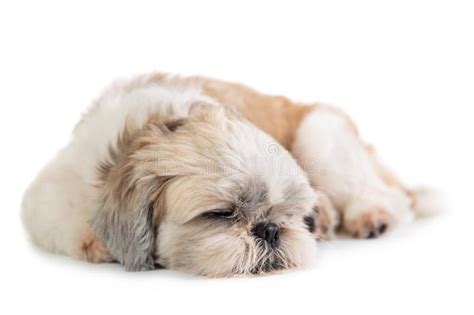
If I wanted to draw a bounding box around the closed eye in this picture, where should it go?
[202,208,235,220]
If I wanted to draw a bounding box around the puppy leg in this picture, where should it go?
[292,107,414,238]
[79,229,115,263]
[22,157,113,263]
[306,192,340,240]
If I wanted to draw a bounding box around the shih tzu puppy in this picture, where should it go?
[22,73,435,277]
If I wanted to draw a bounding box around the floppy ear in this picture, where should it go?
[91,169,167,271]
[91,120,178,271]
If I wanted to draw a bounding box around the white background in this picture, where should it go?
[1,1,473,314]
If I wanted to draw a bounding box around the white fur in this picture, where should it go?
[21,75,217,256]
[292,108,414,227]
[22,74,316,265]
[22,73,428,272]
[412,188,445,218]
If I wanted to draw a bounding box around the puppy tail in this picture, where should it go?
[410,187,445,218]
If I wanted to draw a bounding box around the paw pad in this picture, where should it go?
[343,208,393,239]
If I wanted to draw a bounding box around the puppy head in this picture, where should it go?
[92,104,318,276]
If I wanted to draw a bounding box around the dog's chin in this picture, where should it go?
[248,233,317,276]
[239,242,317,277]
[249,254,286,275]
[157,228,317,278]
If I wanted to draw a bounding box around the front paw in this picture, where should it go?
[342,187,413,239]
[305,192,340,240]
[343,207,393,239]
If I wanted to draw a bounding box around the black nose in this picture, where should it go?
[252,222,280,248]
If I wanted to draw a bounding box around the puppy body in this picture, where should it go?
[194,76,415,237]
[22,73,419,276]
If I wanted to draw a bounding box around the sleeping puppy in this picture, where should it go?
[22,73,429,276]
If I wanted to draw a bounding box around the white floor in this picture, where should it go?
[1,1,473,314]
[4,205,471,315]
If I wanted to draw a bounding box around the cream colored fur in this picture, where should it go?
[22,73,431,276]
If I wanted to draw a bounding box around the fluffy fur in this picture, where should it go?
[22,73,429,276]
